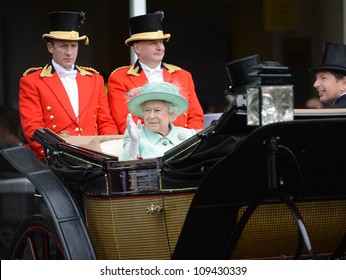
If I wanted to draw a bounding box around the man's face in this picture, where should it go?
[313,71,346,104]
[47,40,79,70]
[133,40,165,67]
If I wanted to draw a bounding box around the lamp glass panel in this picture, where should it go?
[247,87,260,125]
[261,85,294,125]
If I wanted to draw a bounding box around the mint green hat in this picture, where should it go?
[128,82,188,117]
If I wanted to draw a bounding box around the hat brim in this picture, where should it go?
[225,81,259,95]
[125,31,171,46]
[309,65,346,74]
[128,91,188,118]
[42,31,89,45]
[225,85,247,95]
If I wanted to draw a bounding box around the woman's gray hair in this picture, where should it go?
[168,102,180,121]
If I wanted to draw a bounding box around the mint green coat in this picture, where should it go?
[123,123,196,160]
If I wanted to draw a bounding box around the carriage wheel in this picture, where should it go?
[9,214,66,260]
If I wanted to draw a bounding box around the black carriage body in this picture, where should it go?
[1,106,346,259]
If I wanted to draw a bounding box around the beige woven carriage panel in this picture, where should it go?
[297,200,346,256]
[83,192,194,260]
[163,193,195,253]
[231,200,346,259]
[83,198,120,259]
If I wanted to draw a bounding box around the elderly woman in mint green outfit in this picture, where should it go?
[123,81,197,160]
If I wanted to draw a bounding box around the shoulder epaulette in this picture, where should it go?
[164,63,182,74]
[110,65,130,76]
[77,66,99,76]
[23,67,42,76]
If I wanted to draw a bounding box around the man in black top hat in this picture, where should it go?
[225,54,260,108]
[19,11,118,159]
[311,41,346,108]
[107,10,204,134]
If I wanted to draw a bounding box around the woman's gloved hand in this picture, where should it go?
[126,113,142,159]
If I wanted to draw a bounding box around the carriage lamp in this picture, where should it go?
[246,61,294,126]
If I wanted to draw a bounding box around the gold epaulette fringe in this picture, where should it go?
[77,66,99,76]
[23,67,42,76]
[164,63,182,73]
[110,65,130,76]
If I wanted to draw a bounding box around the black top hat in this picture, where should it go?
[42,11,89,45]
[125,10,171,46]
[225,54,261,95]
[310,42,346,74]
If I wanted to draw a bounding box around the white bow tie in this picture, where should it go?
[57,69,77,79]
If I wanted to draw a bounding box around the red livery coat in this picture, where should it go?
[107,61,204,134]
[19,64,118,159]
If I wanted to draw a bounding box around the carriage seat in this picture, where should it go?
[63,135,124,161]
[204,113,222,128]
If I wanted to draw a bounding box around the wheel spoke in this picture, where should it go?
[43,235,50,260]
[10,215,65,260]
[26,236,38,260]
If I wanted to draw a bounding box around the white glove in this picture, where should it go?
[126,113,142,159]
